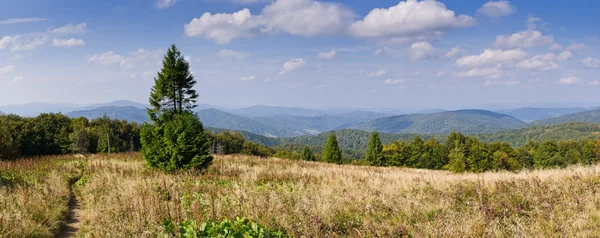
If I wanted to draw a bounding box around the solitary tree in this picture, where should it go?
[322,133,342,164]
[365,132,384,166]
[140,44,212,172]
[301,146,316,161]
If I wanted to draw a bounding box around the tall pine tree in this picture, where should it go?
[141,44,212,172]
[301,146,316,161]
[148,44,199,123]
[322,133,342,164]
[365,132,384,166]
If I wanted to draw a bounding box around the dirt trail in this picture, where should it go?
[58,181,82,237]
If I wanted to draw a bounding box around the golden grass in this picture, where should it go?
[65,153,600,237]
[0,156,83,237]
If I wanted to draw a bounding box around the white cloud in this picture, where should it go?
[88,52,125,65]
[0,18,47,24]
[456,48,526,68]
[436,71,447,77]
[549,43,562,51]
[484,78,519,86]
[262,0,355,37]
[52,38,85,47]
[368,69,387,77]
[0,65,15,74]
[453,67,501,78]
[0,35,47,52]
[52,23,87,34]
[373,47,395,56]
[384,79,405,85]
[525,16,541,30]
[315,84,327,89]
[590,81,600,86]
[349,0,474,42]
[557,51,572,61]
[477,1,515,18]
[516,53,559,71]
[446,47,466,57]
[317,50,337,59]
[232,0,271,4]
[155,0,177,9]
[280,58,306,74]
[410,41,436,60]
[581,57,600,68]
[240,75,256,81]
[557,76,580,85]
[184,9,263,44]
[567,43,587,51]
[12,76,24,84]
[494,29,554,49]
[216,49,250,60]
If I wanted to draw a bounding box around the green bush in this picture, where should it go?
[141,113,213,172]
[178,217,286,238]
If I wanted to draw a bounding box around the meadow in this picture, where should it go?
[2,153,600,237]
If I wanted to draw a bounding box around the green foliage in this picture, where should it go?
[533,109,600,125]
[301,146,316,161]
[141,113,213,172]
[175,217,286,238]
[364,132,384,166]
[322,133,342,164]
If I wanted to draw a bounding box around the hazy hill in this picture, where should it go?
[352,110,527,134]
[498,107,588,122]
[67,106,148,123]
[78,100,148,110]
[0,102,79,117]
[197,109,291,137]
[230,105,326,117]
[533,109,600,125]
[336,110,393,120]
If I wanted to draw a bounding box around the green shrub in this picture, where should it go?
[177,217,286,238]
[141,113,213,172]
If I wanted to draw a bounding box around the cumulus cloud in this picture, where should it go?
[349,0,474,42]
[216,49,250,60]
[581,57,600,68]
[494,29,554,49]
[590,81,600,86]
[410,41,436,60]
[436,71,447,77]
[567,43,587,51]
[453,67,501,78]
[52,38,85,47]
[51,23,87,34]
[184,9,263,44]
[456,48,527,68]
[155,0,177,9]
[557,76,580,85]
[0,35,47,52]
[12,76,24,84]
[477,1,515,18]
[240,75,256,81]
[0,18,47,24]
[0,65,15,74]
[516,53,559,71]
[88,52,125,65]
[549,43,562,51]
[384,79,405,85]
[446,47,466,57]
[484,78,519,86]
[280,58,306,74]
[368,69,387,77]
[317,50,337,59]
[557,51,572,61]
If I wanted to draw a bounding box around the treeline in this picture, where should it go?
[0,113,141,160]
[369,131,600,172]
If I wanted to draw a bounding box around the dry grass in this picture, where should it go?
[0,156,84,237]
[65,153,600,237]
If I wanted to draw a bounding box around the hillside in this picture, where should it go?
[352,109,527,134]
[478,122,600,147]
[67,106,149,123]
[499,107,588,122]
[230,105,326,117]
[533,109,600,125]
[197,109,290,137]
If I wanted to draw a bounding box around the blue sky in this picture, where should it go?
[1,0,599,109]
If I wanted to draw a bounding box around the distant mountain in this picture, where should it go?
[478,122,600,147]
[230,105,326,117]
[336,110,393,120]
[533,109,600,125]
[78,100,148,110]
[498,107,589,122]
[352,110,528,134]
[255,114,368,136]
[0,102,79,117]
[67,106,149,123]
[198,109,290,137]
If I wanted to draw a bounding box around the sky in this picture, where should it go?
[1,0,600,110]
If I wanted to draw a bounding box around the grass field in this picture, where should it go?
[2,153,600,237]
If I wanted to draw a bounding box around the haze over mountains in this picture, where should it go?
[3,100,600,138]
